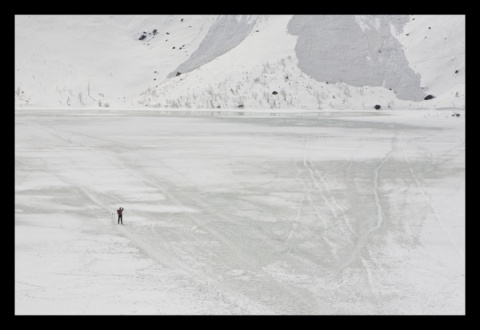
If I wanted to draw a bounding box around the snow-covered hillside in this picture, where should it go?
[15,15,465,110]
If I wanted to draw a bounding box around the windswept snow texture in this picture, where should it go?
[15,110,465,314]
[168,15,257,77]
[288,15,426,101]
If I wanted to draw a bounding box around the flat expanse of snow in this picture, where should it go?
[15,109,465,314]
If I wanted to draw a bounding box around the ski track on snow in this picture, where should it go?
[398,131,463,257]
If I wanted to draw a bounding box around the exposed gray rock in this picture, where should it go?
[287,15,425,101]
[168,15,258,78]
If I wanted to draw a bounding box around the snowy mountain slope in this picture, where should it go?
[15,15,465,110]
[15,15,217,108]
[392,15,465,109]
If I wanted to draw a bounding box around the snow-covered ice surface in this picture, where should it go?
[15,109,465,314]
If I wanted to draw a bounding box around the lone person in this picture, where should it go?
[117,207,124,225]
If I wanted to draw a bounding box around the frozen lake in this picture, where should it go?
[15,109,465,314]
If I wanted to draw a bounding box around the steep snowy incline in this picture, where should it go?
[15,15,465,110]
[135,15,465,110]
[392,15,465,109]
[15,15,217,109]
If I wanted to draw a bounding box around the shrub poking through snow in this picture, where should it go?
[176,72,181,76]
[424,94,435,100]
[139,35,146,40]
